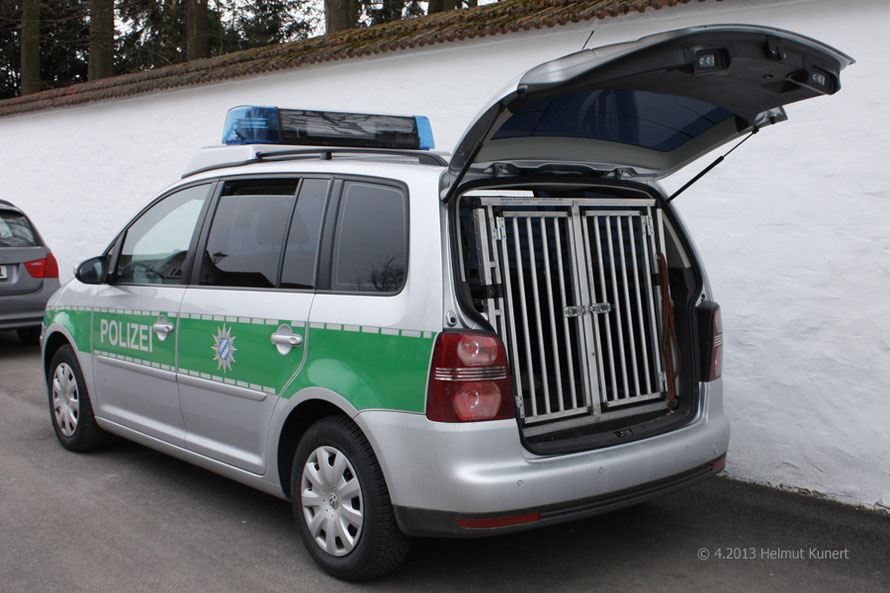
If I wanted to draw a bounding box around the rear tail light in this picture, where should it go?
[427,332,514,422]
[24,253,58,279]
[697,302,723,381]
[44,253,59,278]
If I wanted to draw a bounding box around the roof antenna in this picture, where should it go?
[582,29,595,50]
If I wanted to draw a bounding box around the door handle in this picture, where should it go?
[152,316,174,341]
[271,324,303,355]
[271,333,303,346]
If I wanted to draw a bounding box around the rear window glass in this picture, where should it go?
[200,180,298,288]
[280,179,329,289]
[331,182,407,293]
[0,210,37,247]
[492,89,733,152]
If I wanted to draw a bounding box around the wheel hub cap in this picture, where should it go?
[51,362,80,437]
[301,445,364,557]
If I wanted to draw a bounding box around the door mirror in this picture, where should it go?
[75,256,107,285]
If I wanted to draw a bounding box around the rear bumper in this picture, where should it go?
[356,380,729,535]
[0,310,46,330]
[0,279,58,330]
[394,455,725,537]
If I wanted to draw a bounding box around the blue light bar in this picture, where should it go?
[222,106,280,145]
[222,106,435,150]
[415,116,435,150]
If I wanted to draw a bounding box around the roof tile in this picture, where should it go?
[0,0,709,118]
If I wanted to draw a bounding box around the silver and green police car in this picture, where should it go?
[42,26,851,580]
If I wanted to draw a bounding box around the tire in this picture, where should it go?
[291,416,410,581]
[17,327,40,345]
[47,345,110,452]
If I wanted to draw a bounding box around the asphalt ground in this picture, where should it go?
[1,329,888,593]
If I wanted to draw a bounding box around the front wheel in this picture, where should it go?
[291,416,410,581]
[47,345,109,452]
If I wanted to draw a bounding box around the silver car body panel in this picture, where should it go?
[177,287,314,475]
[358,381,728,513]
[91,284,188,446]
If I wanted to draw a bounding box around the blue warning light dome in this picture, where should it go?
[222,106,281,145]
[222,106,435,150]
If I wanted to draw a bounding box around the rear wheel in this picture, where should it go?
[291,416,410,581]
[48,345,109,452]
[17,327,39,344]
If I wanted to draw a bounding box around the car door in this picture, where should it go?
[91,182,215,446]
[177,176,329,474]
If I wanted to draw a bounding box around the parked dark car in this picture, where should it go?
[0,199,60,343]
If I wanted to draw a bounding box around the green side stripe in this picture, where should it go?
[283,325,435,412]
[45,306,436,412]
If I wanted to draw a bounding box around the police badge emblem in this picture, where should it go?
[211,325,237,373]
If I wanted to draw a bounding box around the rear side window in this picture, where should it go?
[199,180,298,288]
[0,210,37,247]
[281,178,329,289]
[331,182,408,293]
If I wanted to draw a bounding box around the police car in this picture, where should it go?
[42,25,851,580]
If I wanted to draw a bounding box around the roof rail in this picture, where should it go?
[183,146,448,178]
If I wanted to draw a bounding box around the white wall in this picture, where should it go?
[2,0,887,510]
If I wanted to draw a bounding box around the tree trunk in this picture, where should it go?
[88,0,114,80]
[187,0,210,61]
[325,0,358,34]
[428,0,457,13]
[379,0,405,23]
[21,0,40,95]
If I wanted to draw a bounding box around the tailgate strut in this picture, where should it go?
[667,128,758,203]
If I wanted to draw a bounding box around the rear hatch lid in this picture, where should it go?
[0,206,46,296]
[449,24,853,184]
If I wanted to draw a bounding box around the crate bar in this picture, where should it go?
[627,215,653,395]
[605,391,664,408]
[590,215,619,403]
[509,216,539,416]
[575,211,606,414]
[604,216,631,400]
[641,207,665,389]
[615,215,642,399]
[494,216,527,419]
[563,204,600,420]
[475,197,656,208]
[552,218,580,410]
[539,217,565,412]
[523,399,669,436]
[604,216,632,401]
[524,217,552,415]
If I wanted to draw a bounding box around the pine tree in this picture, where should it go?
[88,0,114,80]
[20,0,40,94]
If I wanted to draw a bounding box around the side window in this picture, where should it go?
[116,184,211,285]
[199,180,298,288]
[281,178,329,289]
[331,181,408,293]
